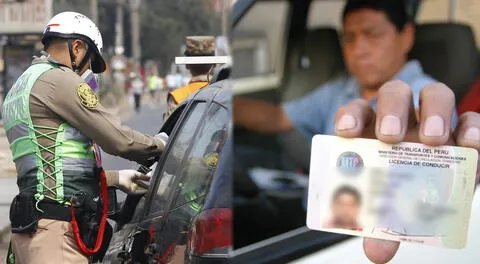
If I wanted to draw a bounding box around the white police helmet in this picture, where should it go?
[42,12,106,73]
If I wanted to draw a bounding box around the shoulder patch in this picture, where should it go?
[204,152,219,168]
[77,83,99,108]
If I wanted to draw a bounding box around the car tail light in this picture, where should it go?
[189,208,232,257]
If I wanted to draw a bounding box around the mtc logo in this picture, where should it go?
[336,152,364,176]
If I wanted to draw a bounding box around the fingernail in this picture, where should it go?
[423,115,444,137]
[380,115,401,136]
[336,115,357,131]
[464,127,480,142]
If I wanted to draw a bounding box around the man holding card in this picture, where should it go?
[234,0,441,137]
[233,0,480,263]
[233,1,478,157]
[332,81,479,264]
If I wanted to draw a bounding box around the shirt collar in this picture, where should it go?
[32,51,70,69]
[346,60,424,99]
[190,74,210,83]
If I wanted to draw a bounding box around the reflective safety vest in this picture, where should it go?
[169,81,209,104]
[2,62,98,207]
[147,75,158,91]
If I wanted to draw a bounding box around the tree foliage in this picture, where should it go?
[53,0,222,75]
[139,0,222,74]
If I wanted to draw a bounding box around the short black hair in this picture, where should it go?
[187,64,215,76]
[43,37,67,51]
[333,185,361,204]
[342,0,410,31]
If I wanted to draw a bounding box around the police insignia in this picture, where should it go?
[204,152,219,168]
[77,83,99,108]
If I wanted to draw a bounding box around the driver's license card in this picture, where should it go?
[306,135,478,249]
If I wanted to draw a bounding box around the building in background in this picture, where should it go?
[0,0,52,104]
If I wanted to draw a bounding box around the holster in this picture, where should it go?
[9,192,112,261]
[71,192,112,261]
[9,193,40,234]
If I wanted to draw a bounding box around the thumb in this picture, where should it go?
[363,238,399,264]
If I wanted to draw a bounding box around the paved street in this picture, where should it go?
[102,94,167,170]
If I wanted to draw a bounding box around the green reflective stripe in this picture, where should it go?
[56,123,95,202]
[7,243,15,264]
[9,136,36,161]
[4,62,98,206]
[55,124,66,202]
[3,63,56,200]
[3,63,54,127]
[29,65,55,199]
[186,192,201,212]
[61,140,95,159]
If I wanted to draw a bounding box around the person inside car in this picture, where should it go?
[234,0,456,138]
[234,0,480,263]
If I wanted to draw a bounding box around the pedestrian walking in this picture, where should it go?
[131,74,144,113]
[147,72,159,100]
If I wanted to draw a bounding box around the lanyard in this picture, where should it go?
[70,142,109,256]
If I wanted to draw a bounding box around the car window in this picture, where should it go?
[146,102,207,218]
[232,1,290,94]
[170,102,229,210]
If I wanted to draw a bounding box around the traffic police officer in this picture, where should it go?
[163,36,216,120]
[3,12,167,263]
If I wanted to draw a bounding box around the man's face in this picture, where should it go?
[332,192,360,227]
[342,9,413,90]
[71,39,92,75]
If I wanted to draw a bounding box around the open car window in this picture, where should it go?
[232,0,290,94]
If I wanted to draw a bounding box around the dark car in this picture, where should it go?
[103,77,232,264]
[231,0,479,263]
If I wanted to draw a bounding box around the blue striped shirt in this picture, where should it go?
[283,60,456,141]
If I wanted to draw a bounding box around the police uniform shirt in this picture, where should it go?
[28,56,164,187]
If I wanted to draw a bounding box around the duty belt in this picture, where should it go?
[37,200,72,222]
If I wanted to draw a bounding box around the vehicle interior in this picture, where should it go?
[232,0,480,262]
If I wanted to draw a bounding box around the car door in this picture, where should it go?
[126,91,229,263]
[102,100,193,264]
[146,102,229,264]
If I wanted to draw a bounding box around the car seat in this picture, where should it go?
[409,23,479,104]
[279,27,345,171]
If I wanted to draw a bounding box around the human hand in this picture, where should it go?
[118,169,151,194]
[334,81,480,263]
[155,132,169,146]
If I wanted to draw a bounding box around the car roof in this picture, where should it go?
[179,80,232,109]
